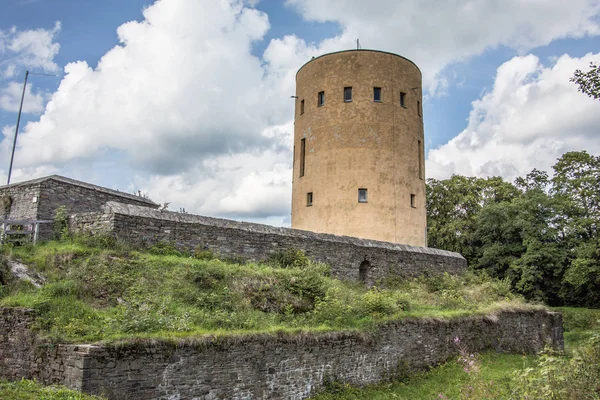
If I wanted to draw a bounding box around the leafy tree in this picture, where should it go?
[571,62,600,101]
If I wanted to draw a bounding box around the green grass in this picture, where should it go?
[310,311,600,400]
[0,238,537,343]
[0,379,105,400]
[310,353,535,400]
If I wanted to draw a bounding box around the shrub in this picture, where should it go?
[268,248,310,269]
[53,206,69,241]
[148,241,181,256]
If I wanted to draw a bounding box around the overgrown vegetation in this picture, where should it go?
[0,238,531,342]
[311,307,600,400]
[427,150,600,307]
[0,379,105,400]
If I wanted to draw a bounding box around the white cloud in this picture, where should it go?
[427,52,600,181]
[283,0,600,92]
[4,0,600,225]
[131,122,293,225]
[0,22,61,77]
[0,81,47,113]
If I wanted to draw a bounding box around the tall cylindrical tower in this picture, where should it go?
[291,50,426,246]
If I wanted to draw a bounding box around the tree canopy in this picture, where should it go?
[571,62,600,101]
[427,151,600,307]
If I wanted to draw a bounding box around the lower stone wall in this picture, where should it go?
[1,307,563,400]
[72,202,467,283]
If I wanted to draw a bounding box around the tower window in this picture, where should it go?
[300,99,305,115]
[318,91,325,107]
[299,138,306,177]
[358,188,368,203]
[373,87,382,102]
[400,92,406,107]
[307,192,313,206]
[418,140,423,180]
[344,87,352,102]
[411,194,416,208]
[417,100,421,116]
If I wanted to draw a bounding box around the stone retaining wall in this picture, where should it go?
[0,307,563,400]
[71,202,467,283]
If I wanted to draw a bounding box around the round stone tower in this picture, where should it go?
[291,49,426,246]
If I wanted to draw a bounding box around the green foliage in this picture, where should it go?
[571,62,600,101]
[554,307,600,332]
[148,241,182,256]
[510,335,600,399]
[427,150,600,307]
[268,248,311,269]
[53,206,69,241]
[0,379,105,399]
[0,241,528,342]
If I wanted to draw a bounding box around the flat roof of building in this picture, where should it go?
[0,175,158,207]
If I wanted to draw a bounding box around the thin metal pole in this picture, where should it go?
[7,70,29,185]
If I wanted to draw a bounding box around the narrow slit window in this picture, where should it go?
[417,100,421,116]
[400,92,406,107]
[318,91,325,107]
[418,140,423,180]
[307,192,313,206]
[299,138,306,177]
[344,87,352,102]
[373,87,382,102]
[411,194,416,208]
[300,99,305,115]
[358,188,368,203]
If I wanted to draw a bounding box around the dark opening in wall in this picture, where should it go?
[359,260,370,283]
[344,87,352,102]
[307,192,313,206]
[374,87,381,102]
[358,188,368,203]
[417,100,421,117]
[300,99,305,115]
[411,194,416,208]
[318,91,325,107]
[400,92,406,107]
[300,138,306,177]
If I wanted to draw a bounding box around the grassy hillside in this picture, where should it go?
[0,237,538,343]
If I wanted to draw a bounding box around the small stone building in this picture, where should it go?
[0,175,158,240]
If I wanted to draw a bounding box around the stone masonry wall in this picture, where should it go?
[72,202,466,283]
[0,307,564,400]
[36,179,157,221]
[0,184,40,221]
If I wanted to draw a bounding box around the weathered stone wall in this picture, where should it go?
[0,184,40,221]
[73,202,466,283]
[0,308,89,390]
[0,307,564,400]
[36,178,157,221]
[0,308,38,380]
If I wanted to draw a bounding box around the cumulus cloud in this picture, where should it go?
[427,52,600,181]
[284,0,600,92]
[5,0,600,225]
[0,81,47,113]
[0,22,61,77]
[11,0,285,173]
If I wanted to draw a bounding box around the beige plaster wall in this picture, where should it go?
[291,50,426,246]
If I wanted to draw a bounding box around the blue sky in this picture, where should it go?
[1,0,599,225]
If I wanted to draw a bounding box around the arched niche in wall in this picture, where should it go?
[359,260,371,283]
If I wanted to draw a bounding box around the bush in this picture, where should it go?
[268,248,310,269]
[148,241,182,256]
[510,335,600,399]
